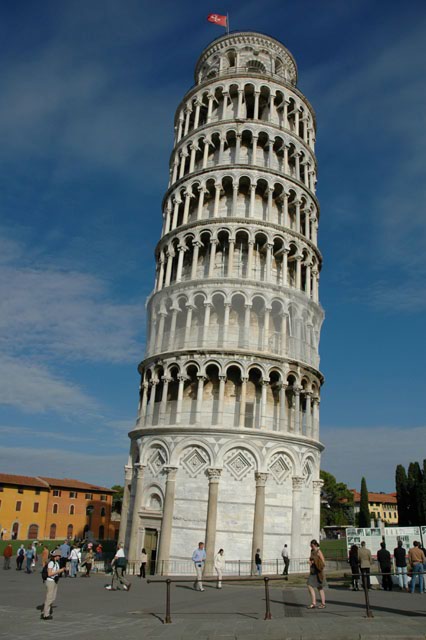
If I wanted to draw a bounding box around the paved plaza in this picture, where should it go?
[1,569,426,640]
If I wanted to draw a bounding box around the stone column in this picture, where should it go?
[168,309,178,350]
[223,302,230,344]
[312,396,320,440]
[197,186,206,220]
[218,135,225,164]
[282,191,289,227]
[155,312,167,352]
[139,382,149,420]
[196,375,206,424]
[312,480,324,542]
[306,264,311,297]
[232,181,239,216]
[280,312,288,355]
[208,239,218,277]
[117,464,132,546]
[282,250,288,286]
[295,200,301,234]
[294,153,301,181]
[182,191,192,225]
[176,247,185,282]
[305,392,312,437]
[184,304,194,346]
[159,376,171,425]
[189,143,197,173]
[204,468,222,574]
[296,256,302,290]
[283,145,289,175]
[247,241,254,277]
[293,387,301,434]
[183,108,191,136]
[217,375,226,424]
[164,253,174,287]
[260,380,269,428]
[207,93,214,123]
[193,100,201,129]
[202,139,210,169]
[251,472,268,573]
[279,383,288,431]
[237,89,244,118]
[228,239,235,276]
[235,135,241,164]
[291,476,304,569]
[146,381,158,426]
[202,302,212,345]
[190,242,200,279]
[267,187,274,221]
[244,304,251,348]
[178,152,187,180]
[175,375,186,424]
[262,306,270,350]
[156,466,178,575]
[251,134,258,166]
[239,377,248,427]
[176,114,184,142]
[156,257,165,292]
[249,183,256,217]
[213,183,221,217]
[265,243,273,282]
[254,91,260,119]
[127,463,146,563]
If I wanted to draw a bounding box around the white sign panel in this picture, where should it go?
[384,526,420,554]
[346,528,382,557]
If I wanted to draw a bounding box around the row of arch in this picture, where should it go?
[147,290,321,368]
[154,230,320,303]
[175,81,314,150]
[162,175,318,241]
[169,127,315,193]
[137,360,321,439]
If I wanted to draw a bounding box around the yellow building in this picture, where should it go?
[0,473,115,540]
[351,490,398,525]
[0,474,50,540]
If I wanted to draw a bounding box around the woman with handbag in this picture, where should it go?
[306,539,326,609]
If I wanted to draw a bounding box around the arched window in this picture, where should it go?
[246,60,266,74]
[49,523,56,539]
[67,524,73,539]
[100,507,106,517]
[52,503,58,514]
[28,524,39,539]
[98,525,105,539]
[69,505,75,515]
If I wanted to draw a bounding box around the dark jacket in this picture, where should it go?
[393,546,407,568]
[377,548,391,569]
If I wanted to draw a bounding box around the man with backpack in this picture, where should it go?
[41,549,67,620]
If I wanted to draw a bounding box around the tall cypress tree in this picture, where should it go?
[395,464,410,526]
[359,476,371,527]
[407,462,423,525]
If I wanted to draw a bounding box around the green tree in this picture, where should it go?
[320,470,354,527]
[407,462,423,525]
[395,464,410,525]
[111,485,124,513]
[359,477,370,527]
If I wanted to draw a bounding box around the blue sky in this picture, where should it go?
[0,0,425,492]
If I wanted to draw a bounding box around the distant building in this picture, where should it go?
[0,473,115,540]
[351,489,398,525]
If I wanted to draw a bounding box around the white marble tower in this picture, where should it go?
[120,31,324,574]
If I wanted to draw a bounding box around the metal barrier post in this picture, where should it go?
[264,576,272,620]
[165,579,172,624]
[361,572,373,618]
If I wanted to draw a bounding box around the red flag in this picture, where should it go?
[207,13,227,27]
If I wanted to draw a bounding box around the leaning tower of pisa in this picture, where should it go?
[120,31,324,574]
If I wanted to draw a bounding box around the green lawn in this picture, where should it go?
[320,538,347,559]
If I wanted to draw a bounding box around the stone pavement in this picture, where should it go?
[1,569,426,640]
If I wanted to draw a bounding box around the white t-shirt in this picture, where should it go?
[115,548,125,559]
[46,560,59,581]
[69,549,79,560]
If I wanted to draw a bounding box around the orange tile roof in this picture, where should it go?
[39,477,114,493]
[0,473,49,489]
[351,489,397,504]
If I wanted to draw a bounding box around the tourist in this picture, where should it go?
[377,542,392,591]
[348,544,360,591]
[214,548,224,589]
[41,549,67,620]
[139,548,148,578]
[306,539,326,609]
[25,544,34,573]
[41,545,49,567]
[408,541,425,594]
[69,546,79,577]
[16,545,25,571]
[82,547,94,577]
[3,543,13,570]
[192,542,206,591]
[255,548,262,576]
[96,543,103,560]
[394,540,408,591]
[281,544,290,577]
[110,543,131,591]
[358,541,372,589]
[59,540,70,571]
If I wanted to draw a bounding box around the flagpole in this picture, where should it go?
[226,13,230,34]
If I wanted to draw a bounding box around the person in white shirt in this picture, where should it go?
[192,542,206,591]
[111,544,131,591]
[69,546,80,578]
[214,549,225,589]
[281,544,290,578]
[41,550,67,620]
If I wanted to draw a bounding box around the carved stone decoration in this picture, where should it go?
[269,453,292,484]
[303,460,313,485]
[181,447,209,477]
[225,449,255,481]
[148,448,167,476]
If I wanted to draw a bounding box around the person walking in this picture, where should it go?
[348,544,360,590]
[139,548,148,578]
[69,546,79,578]
[214,548,225,589]
[41,549,67,620]
[281,544,290,578]
[192,542,206,591]
[3,543,13,570]
[377,542,393,591]
[59,540,70,572]
[394,540,408,591]
[110,543,131,591]
[82,548,94,577]
[25,544,35,574]
[408,540,425,594]
[16,545,25,571]
[255,549,262,576]
[306,540,326,609]
[358,541,372,590]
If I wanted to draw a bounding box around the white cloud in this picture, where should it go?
[0,446,126,487]
[321,425,426,492]
[0,356,97,414]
